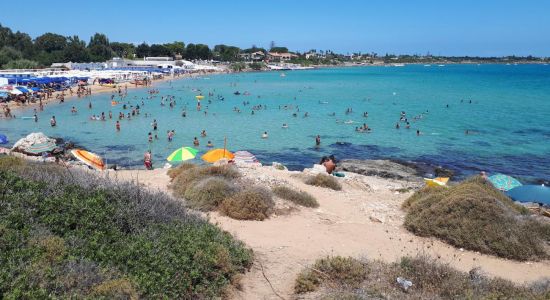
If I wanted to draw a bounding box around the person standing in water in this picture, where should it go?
[193,137,200,146]
[262,131,268,139]
[50,116,56,127]
[315,135,321,147]
[115,121,120,131]
[144,150,152,170]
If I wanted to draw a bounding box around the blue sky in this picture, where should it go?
[2,0,549,56]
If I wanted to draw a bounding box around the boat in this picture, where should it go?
[280,73,286,77]
[393,63,405,67]
[424,64,431,67]
[71,149,105,170]
[437,64,445,67]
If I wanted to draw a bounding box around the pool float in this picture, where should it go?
[424,177,449,187]
[71,149,105,170]
[111,101,118,106]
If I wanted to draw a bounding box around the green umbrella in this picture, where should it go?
[488,173,522,191]
[26,141,57,154]
[167,147,198,162]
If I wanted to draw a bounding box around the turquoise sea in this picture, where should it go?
[2,64,550,182]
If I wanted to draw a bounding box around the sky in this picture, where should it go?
[1,0,550,57]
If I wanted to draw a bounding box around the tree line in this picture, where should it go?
[0,24,276,69]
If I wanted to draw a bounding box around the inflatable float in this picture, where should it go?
[424,177,449,187]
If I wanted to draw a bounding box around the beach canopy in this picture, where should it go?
[71,149,105,171]
[488,173,522,191]
[25,141,56,154]
[506,185,550,206]
[233,150,259,164]
[15,86,30,93]
[167,147,198,162]
[201,148,235,163]
[0,134,8,144]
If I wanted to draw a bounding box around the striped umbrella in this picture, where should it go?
[488,174,522,191]
[25,141,56,154]
[167,147,198,162]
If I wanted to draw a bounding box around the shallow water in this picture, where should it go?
[2,64,550,182]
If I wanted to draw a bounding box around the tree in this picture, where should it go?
[0,47,22,68]
[184,43,197,60]
[4,59,38,69]
[213,44,241,61]
[270,46,288,53]
[35,33,67,52]
[149,44,171,57]
[88,33,112,61]
[110,42,135,58]
[64,36,90,62]
[136,42,150,58]
[195,44,212,60]
[164,41,185,57]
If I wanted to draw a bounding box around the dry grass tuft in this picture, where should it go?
[272,186,319,208]
[295,256,367,294]
[296,255,550,299]
[167,163,196,180]
[170,165,240,198]
[305,174,342,191]
[184,177,236,211]
[403,176,550,261]
[220,187,274,221]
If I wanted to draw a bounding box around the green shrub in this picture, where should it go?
[295,256,367,294]
[184,177,236,211]
[272,186,319,208]
[220,187,274,220]
[403,176,550,261]
[305,174,342,191]
[0,157,253,298]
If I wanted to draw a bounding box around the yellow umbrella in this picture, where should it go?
[201,148,235,163]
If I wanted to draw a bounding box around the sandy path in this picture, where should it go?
[115,167,550,300]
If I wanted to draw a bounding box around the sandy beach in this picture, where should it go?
[111,165,550,299]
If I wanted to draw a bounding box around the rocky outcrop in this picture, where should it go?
[336,159,423,182]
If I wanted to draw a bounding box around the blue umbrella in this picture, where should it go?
[506,185,550,206]
[488,173,522,191]
[0,134,8,144]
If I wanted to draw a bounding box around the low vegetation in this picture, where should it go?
[0,157,253,298]
[167,162,196,179]
[170,164,240,199]
[220,187,275,221]
[295,255,550,299]
[272,186,319,208]
[403,176,550,261]
[295,256,367,294]
[305,174,342,191]
[184,177,236,211]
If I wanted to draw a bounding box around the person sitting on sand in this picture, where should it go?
[319,156,336,175]
[193,137,200,146]
[262,131,268,139]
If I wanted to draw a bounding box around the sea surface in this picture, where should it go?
[2,64,550,182]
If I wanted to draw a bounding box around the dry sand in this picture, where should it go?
[114,166,550,300]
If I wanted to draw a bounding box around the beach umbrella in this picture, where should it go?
[8,89,22,95]
[167,147,198,162]
[71,149,105,171]
[202,148,235,163]
[25,141,56,154]
[506,185,550,206]
[488,174,522,191]
[0,134,8,144]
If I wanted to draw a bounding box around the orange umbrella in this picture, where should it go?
[201,148,235,163]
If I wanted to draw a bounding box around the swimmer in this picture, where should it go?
[115,121,120,131]
[207,141,214,147]
[262,131,268,139]
[315,135,321,146]
[201,130,207,137]
[282,123,288,128]
[50,116,56,127]
[193,137,200,146]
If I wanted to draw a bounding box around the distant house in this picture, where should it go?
[267,52,298,62]
[239,51,265,62]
